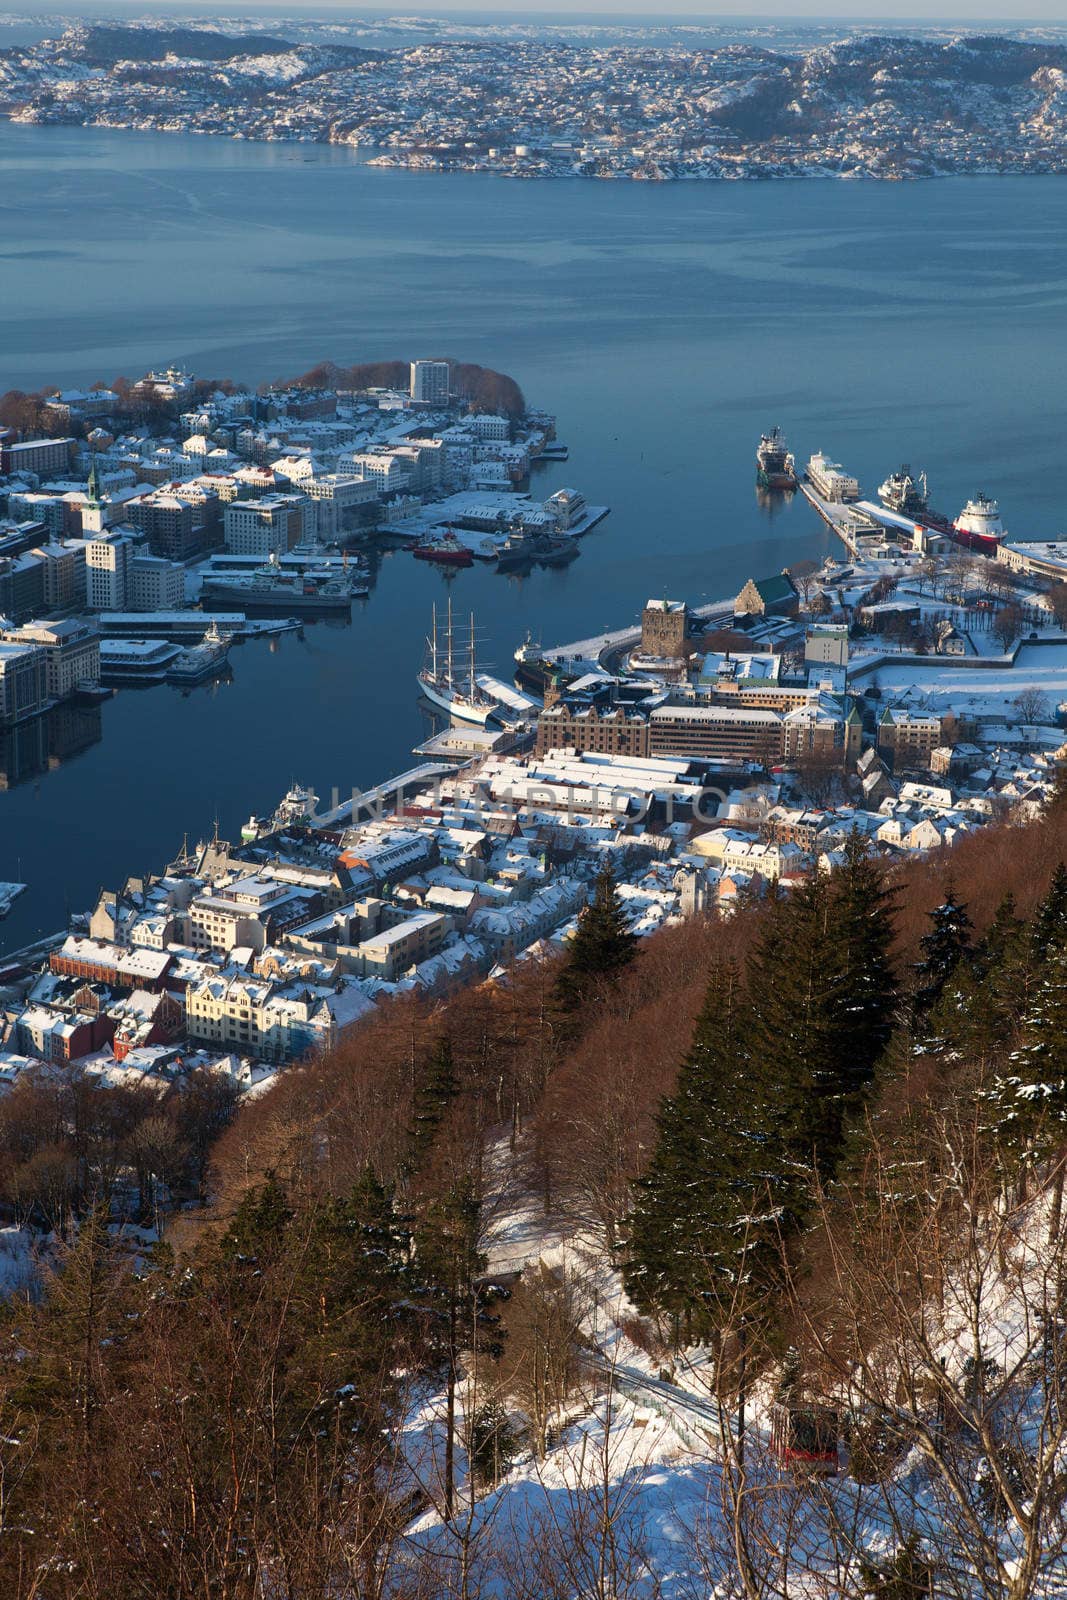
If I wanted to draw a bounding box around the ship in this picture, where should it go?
[203,545,370,597]
[165,621,231,685]
[418,600,497,726]
[496,525,580,572]
[953,493,1004,553]
[199,553,352,612]
[756,427,797,490]
[412,530,474,568]
[241,782,320,843]
[878,464,928,518]
[806,451,861,503]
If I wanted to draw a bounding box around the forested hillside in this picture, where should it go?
[3,796,1067,1595]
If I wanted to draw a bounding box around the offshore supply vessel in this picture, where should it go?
[756,427,797,490]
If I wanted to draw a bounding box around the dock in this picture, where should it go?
[798,482,874,556]
[317,763,463,826]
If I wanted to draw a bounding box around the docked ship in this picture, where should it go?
[418,601,497,726]
[241,782,320,843]
[878,465,951,531]
[953,493,1004,553]
[165,622,231,685]
[204,545,370,597]
[878,465,928,518]
[756,427,797,490]
[496,526,580,572]
[200,554,352,612]
[412,531,474,568]
[806,451,861,503]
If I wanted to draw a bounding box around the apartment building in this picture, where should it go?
[224,495,305,558]
[0,640,47,725]
[0,618,99,699]
[410,359,451,405]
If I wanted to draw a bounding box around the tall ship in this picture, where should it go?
[953,493,1004,553]
[418,601,497,726]
[756,427,797,490]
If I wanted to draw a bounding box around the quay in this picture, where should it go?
[97,612,300,640]
[316,762,464,826]
[798,481,871,556]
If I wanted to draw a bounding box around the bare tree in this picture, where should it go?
[1012,687,1050,726]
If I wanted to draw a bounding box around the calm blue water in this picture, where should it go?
[3,122,1067,952]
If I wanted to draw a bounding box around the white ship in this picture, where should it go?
[954,493,1004,544]
[806,451,861,503]
[418,601,497,726]
[166,621,231,684]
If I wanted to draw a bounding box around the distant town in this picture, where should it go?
[5,22,1067,180]
[4,371,1067,1105]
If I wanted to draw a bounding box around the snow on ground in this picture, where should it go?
[873,642,1067,718]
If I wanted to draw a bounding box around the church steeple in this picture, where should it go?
[87,453,100,507]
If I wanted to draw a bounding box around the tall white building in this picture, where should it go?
[306,475,377,540]
[85,532,132,611]
[410,359,450,406]
[224,495,305,559]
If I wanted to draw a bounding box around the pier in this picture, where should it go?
[798,482,873,556]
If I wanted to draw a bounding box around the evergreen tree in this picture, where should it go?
[555,865,637,1011]
[1030,861,1067,963]
[747,872,839,1195]
[409,1035,460,1169]
[913,889,973,1024]
[625,961,778,1335]
[825,831,898,1114]
[927,893,1027,1064]
[983,943,1067,1175]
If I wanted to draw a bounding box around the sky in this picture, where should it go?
[9,1,1066,22]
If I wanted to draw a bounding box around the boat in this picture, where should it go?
[0,882,26,921]
[418,601,497,726]
[497,525,580,572]
[806,451,860,503]
[165,621,232,685]
[203,545,370,596]
[953,493,1005,553]
[412,531,474,568]
[756,427,797,489]
[878,464,929,517]
[200,554,352,612]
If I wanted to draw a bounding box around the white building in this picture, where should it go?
[85,532,132,611]
[469,413,509,442]
[224,495,305,558]
[410,359,450,405]
[127,554,186,611]
[305,474,377,539]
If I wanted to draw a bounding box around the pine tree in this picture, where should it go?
[1030,862,1067,963]
[555,865,637,1012]
[913,888,973,1024]
[984,943,1067,1176]
[625,961,777,1335]
[747,873,840,1197]
[927,893,1027,1064]
[409,1035,459,1169]
[825,832,898,1114]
